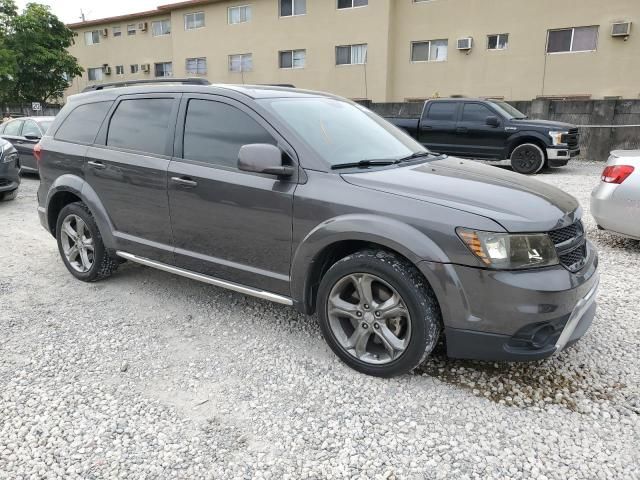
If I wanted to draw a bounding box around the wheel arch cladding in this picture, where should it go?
[290,214,449,315]
[508,133,548,158]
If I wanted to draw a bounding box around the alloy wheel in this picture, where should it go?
[60,214,95,273]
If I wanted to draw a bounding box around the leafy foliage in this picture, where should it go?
[0,1,82,104]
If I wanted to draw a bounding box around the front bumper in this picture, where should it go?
[0,160,20,192]
[546,147,580,166]
[418,240,599,361]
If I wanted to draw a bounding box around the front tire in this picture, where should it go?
[55,202,118,282]
[0,189,18,201]
[510,143,545,175]
[317,250,441,377]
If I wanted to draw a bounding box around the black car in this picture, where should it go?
[0,137,19,201]
[387,98,580,175]
[36,80,598,377]
[0,116,55,174]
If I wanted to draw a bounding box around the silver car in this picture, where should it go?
[591,150,640,240]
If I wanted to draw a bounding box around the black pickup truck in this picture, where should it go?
[387,98,580,174]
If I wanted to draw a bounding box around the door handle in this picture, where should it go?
[456,127,468,134]
[16,140,24,144]
[421,126,433,130]
[88,160,106,170]
[171,176,198,188]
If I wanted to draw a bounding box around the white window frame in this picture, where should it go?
[487,33,509,50]
[151,19,171,37]
[546,26,599,54]
[336,44,368,66]
[112,26,122,37]
[127,24,136,35]
[279,49,306,69]
[130,64,139,74]
[228,5,251,24]
[186,57,207,75]
[184,12,205,30]
[88,67,103,81]
[154,62,173,78]
[115,65,124,75]
[280,0,306,17]
[84,30,100,46]
[229,53,253,72]
[410,39,448,63]
[337,0,368,10]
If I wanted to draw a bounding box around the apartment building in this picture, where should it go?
[66,0,639,102]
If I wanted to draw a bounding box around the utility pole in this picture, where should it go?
[80,9,86,22]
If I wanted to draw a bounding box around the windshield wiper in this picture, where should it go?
[331,159,399,170]
[398,151,443,162]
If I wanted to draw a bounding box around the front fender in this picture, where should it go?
[507,131,550,153]
[290,214,450,311]
[46,174,116,250]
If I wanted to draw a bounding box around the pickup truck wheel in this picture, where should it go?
[317,250,441,377]
[56,202,118,282]
[510,143,545,175]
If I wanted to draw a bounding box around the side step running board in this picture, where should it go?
[116,251,293,306]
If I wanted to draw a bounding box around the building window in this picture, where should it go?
[84,30,100,45]
[279,49,306,69]
[184,12,205,30]
[88,67,103,81]
[228,5,251,24]
[127,24,136,35]
[487,33,509,50]
[154,62,173,77]
[336,44,367,65]
[280,0,306,17]
[337,0,368,9]
[411,39,448,62]
[152,19,171,36]
[229,54,253,72]
[115,65,124,75]
[547,26,598,53]
[130,64,139,74]
[113,26,122,37]
[186,57,207,75]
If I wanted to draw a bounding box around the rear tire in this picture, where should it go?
[55,202,118,282]
[317,250,441,377]
[510,143,545,175]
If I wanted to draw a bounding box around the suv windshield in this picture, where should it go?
[259,97,426,168]
[488,100,527,119]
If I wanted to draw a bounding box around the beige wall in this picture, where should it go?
[67,0,640,102]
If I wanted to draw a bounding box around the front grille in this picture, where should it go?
[562,128,580,150]
[548,220,587,272]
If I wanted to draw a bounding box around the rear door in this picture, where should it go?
[85,93,180,263]
[417,101,461,155]
[455,102,508,159]
[167,94,297,295]
[18,120,43,171]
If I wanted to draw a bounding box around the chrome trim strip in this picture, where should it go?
[116,251,294,306]
[555,275,599,353]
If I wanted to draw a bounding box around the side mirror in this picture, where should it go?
[238,144,294,177]
[24,134,41,141]
[486,116,500,128]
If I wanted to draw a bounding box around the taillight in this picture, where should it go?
[601,165,634,184]
[33,143,42,163]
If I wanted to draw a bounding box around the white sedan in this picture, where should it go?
[591,150,640,240]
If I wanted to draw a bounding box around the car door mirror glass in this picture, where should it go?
[486,116,500,127]
[238,144,294,177]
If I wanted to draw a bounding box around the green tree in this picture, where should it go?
[1,2,82,104]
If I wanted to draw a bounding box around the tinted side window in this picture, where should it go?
[3,120,23,136]
[461,104,493,123]
[22,120,41,137]
[183,99,275,168]
[426,103,457,122]
[107,99,174,156]
[56,102,113,144]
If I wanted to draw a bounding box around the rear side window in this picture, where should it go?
[22,120,41,137]
[3,120,23,136]
[461,103,493,122]
[107,98,174,156]
[183,99,275,168]
[55,101,113,144]
[426,102,457,122]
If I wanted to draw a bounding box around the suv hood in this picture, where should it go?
[341,157,581,232]
[509,118,576,131]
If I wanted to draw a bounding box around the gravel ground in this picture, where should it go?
[1,162,638,479]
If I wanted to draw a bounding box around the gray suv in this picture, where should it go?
[37,81,599,377]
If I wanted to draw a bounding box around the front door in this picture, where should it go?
[168,95,297,296]
[454,102,508,159]
[85,94,180,263]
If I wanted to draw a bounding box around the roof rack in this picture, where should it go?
[82,78,211,92]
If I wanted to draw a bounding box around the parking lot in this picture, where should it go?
[0,162,638,479]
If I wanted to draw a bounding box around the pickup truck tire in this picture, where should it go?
[55,202,119,282]
[510,143,545,175]
[317,250,441,377]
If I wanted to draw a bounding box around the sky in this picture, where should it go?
[15,0,162,24]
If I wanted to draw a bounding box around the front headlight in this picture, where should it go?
[457,228,559,270]
[549,131,568,146]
